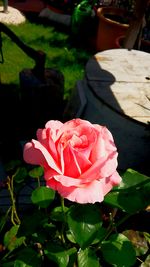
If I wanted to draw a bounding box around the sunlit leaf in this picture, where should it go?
[4,225,25,251]
[45,242,77,267]
[31,186,55,208]
[118,169,150,190]
[104,169,150,214]
[143,232,150,245]
[67,204,102,249]
[50,206,69,222]
[77,248,100,267]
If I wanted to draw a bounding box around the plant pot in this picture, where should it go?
[96,7,129,51]
[116,35,150,53]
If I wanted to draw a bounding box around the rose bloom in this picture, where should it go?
[23,119,121,204]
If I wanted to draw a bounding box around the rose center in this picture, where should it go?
[60,132,88,149]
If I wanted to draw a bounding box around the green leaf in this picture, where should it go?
[91,227,107,244]
[14,248,42,267]
[67,204,103,249]
[118,169,150,190]
[29,167,44,178]
[31,186,55,208]
[66,230,76,244]
[4,225,25,251]
[101,233,136,267]
[13,167,28,183]
[45,242,77,267]
[143,232,150,245]
[123,230,149,256]
[78,248,100,267]
[104,169,150,214]
[104,191,123,210]
[50,206,69,222]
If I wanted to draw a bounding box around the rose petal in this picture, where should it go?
[45,120,63,142]
[37,128,58,163]
[57,118,93,140]
[100,171,122,196]
[79,153,118,183]
[97,151,118,178]
[23,140,61,174]
[23,142,48,168]
[51,175,82,187]
[46,177,58,191]
[62,144,92,177]
[46,179,104,204]
[44,168,60,180]
[90,125,117,162]
[72,149,92,174]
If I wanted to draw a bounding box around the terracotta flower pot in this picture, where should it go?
[96,7,129,51]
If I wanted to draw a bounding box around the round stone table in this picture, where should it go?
[65,49,150,173]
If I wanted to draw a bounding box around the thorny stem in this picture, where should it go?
[7,176,21,225]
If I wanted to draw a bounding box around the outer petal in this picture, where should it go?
[23,140,61,174]
[44,168,60,180]
[23,142,48,168]
[49,175,82,187]
[96,151,118,178]
[100,171,122,196]
[46,179,104,204]
[90,125,117,162]
[37,128,59,163]
[46,177,58,191]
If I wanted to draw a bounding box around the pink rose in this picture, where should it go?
[23,119,121,204]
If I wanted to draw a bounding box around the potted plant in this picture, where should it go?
[95,6,130,51]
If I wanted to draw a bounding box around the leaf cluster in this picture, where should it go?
[0,164,150,267]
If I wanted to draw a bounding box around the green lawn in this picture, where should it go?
[0,17,92,99]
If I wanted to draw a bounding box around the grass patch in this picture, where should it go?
[0,17,92,99]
